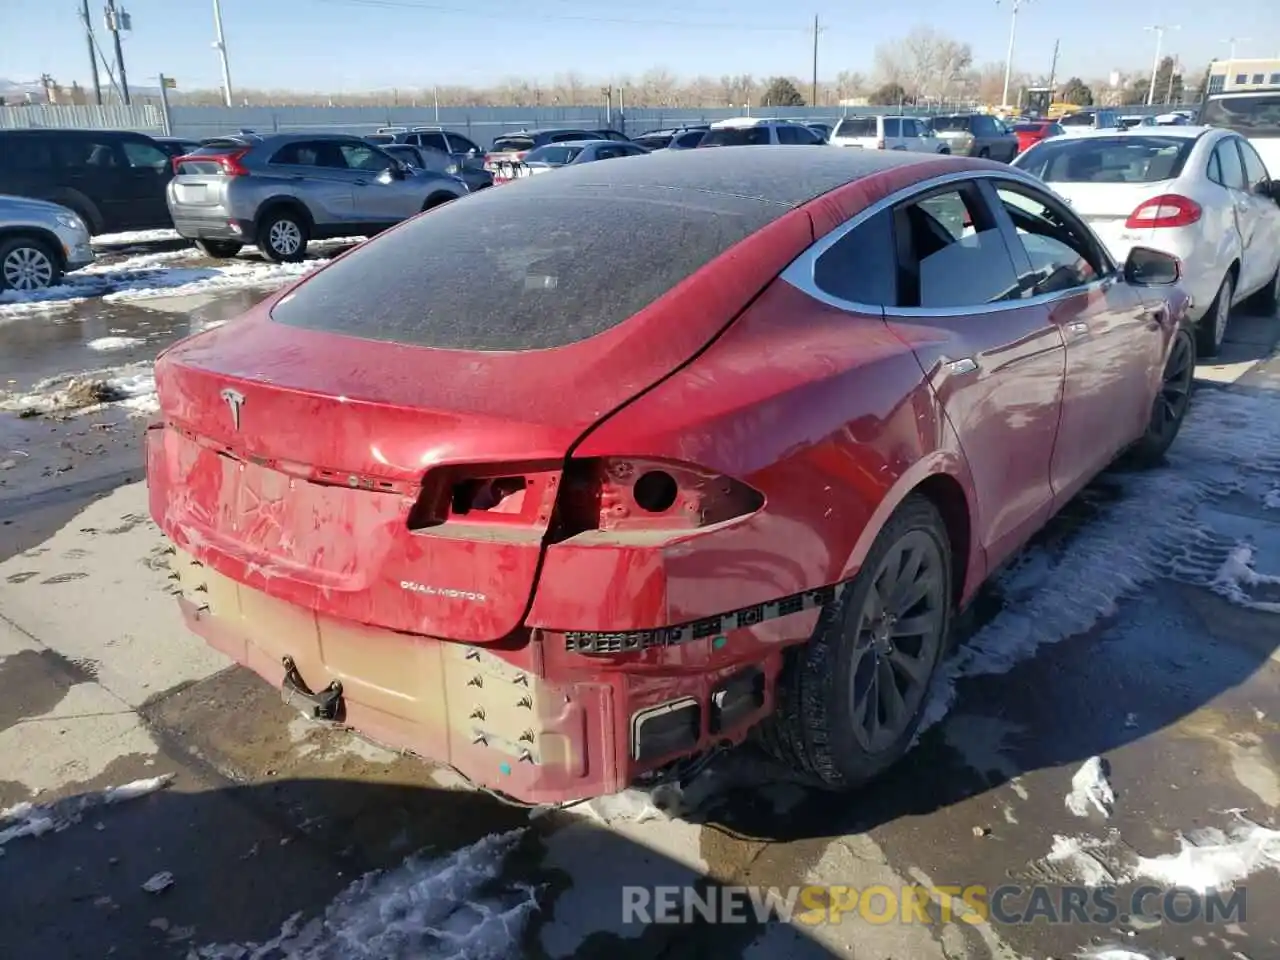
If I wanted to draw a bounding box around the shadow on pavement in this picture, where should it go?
[0,773,845,960]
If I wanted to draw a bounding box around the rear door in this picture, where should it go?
[117,136,174,228]
[987,179,1162,502]
[1235,137,1280,294]
[883,118,905,150]
[266,139,356,227]
[880,180,1065,570]
[56,134,138,231]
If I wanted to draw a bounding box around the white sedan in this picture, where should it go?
[1012,126,1280,356]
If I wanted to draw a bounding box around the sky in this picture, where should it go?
[3,0,1279,94]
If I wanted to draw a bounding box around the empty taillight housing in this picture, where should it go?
[408,460,562,531]
[1125,194,1201,229]
[552,458,764,539]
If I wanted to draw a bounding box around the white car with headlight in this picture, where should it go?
[1012,126,1280,356]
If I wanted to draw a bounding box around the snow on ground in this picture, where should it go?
[1133,819,1280,893]
[918,384,1280,735]
[0,362,157,417]
[91,229,182,246]
[1076,948,1174,960]
[86,336,144,352]
[1065,756,1115,818]
[1211,543,1280,614]
[193,829,536,959]
[0,775,172,851]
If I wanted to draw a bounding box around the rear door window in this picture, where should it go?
[893,187,1020,308]
[776,125,805,144]
[270,141,329,167]
[1214,141,1247,190]
[834,117,875,138]
[270,188,777,351]
[121,139,170,171]
[417,132,450,152]
[62,137,123,169]
[0,136,55,171]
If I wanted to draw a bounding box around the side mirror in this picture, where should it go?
[1254,180,1280,203]
[1124,246,1181,286]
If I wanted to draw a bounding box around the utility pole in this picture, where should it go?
[810,14,826,108]
[1145,24,1179,106]
[1166,58,1179,103]
[39,74,57,104]
[105,0,130,105]
[1047,38,1060,97]
[1221,37,1249,60]
[80,0,102,105]
[997,0,1030,110]
[212,0,233,107]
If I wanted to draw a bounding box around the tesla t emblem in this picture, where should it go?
[220,388,245,431]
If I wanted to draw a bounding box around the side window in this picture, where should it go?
[974,115,996,136]
[448,134,480,155]
[883,118,901,138]
[1238,139,1270,188]
[63,138,122,169]
[595,146,626,160]
[419,133,449,152]
[550,132,584,143]
[1207,149,1223,185]
[895,187,1021,308]
[813,208,897,305]
[994,185,1101,296]
[270,141,324,166]
[1215,141,1247,190]
[121,139,170,171]
[0,136,55,170]
[339,142,392,171]
[776,125,803,144]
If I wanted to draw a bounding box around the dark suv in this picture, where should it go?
[0,128,175,235]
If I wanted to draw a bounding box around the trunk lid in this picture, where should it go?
[150,182,812,642]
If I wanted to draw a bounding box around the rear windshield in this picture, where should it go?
[634,135,673,149]
[525,145,583,165]
[270,188,770,351]
[1014,136,1195,183]
[365,134,395,144]
[700,126,771,147]
[672,131,706,148]
[1058,112,1096,127]
[833,117,875,138]
[1199,94,1280,138]
[490,137,535,153]
[931,116,971,132]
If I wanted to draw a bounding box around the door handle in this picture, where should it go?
[1066,321,1089,338]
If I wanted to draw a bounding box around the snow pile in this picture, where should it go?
[193,829,536,959]
[919,385,1280,734]
[1065,756,1115,818]
[1265,487,1280,510]
[1076,948,1173,960]
[87,335,144,352]
[0,774,173,851]
[1210,543,1280,613]
[92,229,182,246]
[0,362,157,417]
[1046,834,1122,887]
[1134,820,1280,893]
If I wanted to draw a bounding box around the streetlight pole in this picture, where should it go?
[997,0,1029,110]
[1221,37,1250,60]
[1145,24,1180,106]
[212,0,233,107]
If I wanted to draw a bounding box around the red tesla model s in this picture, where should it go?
[147,147,1194,805]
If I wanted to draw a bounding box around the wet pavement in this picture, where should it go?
[0,272,1278,960]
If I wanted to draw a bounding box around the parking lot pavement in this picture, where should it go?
[0,278,1278,959]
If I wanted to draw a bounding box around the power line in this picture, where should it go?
[314,0,809,32]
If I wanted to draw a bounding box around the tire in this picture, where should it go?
[977,147,991,159]
[421,192,458,212]
[0,235,62,292]
[1196,271,1234,358]
[938,147,951,155]
[1250,263,1280,316]
[256,209,309,263]
[194,239,243,259]
[1126,325,1195,468]
[759,494,952,789]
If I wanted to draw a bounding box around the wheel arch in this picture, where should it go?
[0,227,66,270]
[254,196,314,234]
[421,190,460,210]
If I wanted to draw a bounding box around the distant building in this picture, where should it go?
[1206,58,1280,94]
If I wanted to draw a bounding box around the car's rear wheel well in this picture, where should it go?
[911,473,971,610]
[255,198,313,233]
[0,228,65,270]
[422,191,458,211]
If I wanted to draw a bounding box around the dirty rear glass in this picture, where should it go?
[490,137,535,153]
[270,189,773,351]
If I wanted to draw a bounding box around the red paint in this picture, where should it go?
[1013,123,1058,154]
[148,155,1185,803]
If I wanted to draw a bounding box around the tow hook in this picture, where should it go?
[280,655,343,722]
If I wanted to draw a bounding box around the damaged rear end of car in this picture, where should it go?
[146,175,817,803]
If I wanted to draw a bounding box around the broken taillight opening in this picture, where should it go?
[408,462,559,531]
[551,458,764,539]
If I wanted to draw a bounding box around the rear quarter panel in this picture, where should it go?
[528,279,983,634]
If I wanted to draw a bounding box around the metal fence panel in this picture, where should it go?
[0,103,164,132]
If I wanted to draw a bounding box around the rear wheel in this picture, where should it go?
[1126,326,1195,467]
[421,192,458,212]
[194,239,243,259]
[760,495,951,789]
[1197,271,1234,358]
[257,210,308,263]
[0,235,61,292]
[977,147,991,159]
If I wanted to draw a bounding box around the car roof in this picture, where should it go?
[479,144,970,208]
[532,140,615,148]
[497,127,594,137]
[1057,125,1213,140]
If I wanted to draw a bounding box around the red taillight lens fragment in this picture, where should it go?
[553,458,764,539]
[173,148,251,177]
[1125,194,1201,229]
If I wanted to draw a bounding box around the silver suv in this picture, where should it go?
[165,133,469,262]
[0,194,94,292]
